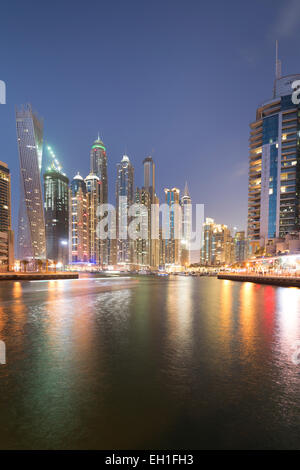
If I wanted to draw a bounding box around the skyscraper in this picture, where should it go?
[234,231,247,263]
[248,47,300,255]
[16,104,46,260]
[180,182,192,267]
[44,167,69,265]
[143,156,159,268]
[85,173,101,265]
[164,188,181,266]
[90,136,108,264]
[201,218,234,265]
[70,173,89,263]
[143,156,155,202]
[0,161,14,271]
[134,187,151,267]
[116,155,134,265]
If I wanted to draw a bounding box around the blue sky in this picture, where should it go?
[1,0,300,237]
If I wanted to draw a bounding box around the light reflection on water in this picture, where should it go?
[0,276,300,449]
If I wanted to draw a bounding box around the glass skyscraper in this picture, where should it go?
[116,155,134,265]
[16,104,46,260]
[248,61,300,254]
[143,156,159,268]
[44,168,69,265]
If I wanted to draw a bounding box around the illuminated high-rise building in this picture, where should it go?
[248,45,300,254]
[234,231,247,263]
[70,173,89,263]
[116,155,134,265]
[201,218,234,265]
[134,187,151,267]
[0,161,14,270]
[143,156,159,268]
[180,182,192,267]
[16,104,46,260]
[164,188,181,266]
[85,173,101,265]
[143,156,155,201]
[44,159,69,265]
[90,136,108,264]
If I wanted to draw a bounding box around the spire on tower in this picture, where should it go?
[183,181,190,197]
[275,40,282,80]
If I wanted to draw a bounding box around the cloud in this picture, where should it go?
[233,161,248,178]
[272,0,300,38]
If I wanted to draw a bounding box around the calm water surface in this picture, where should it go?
[0,276,300,449]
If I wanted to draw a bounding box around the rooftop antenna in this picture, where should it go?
[273,40,282,98]
[275,40,282,80]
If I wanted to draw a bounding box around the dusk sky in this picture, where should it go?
[1,0,300,237]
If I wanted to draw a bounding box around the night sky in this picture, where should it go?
[1,0,300,243]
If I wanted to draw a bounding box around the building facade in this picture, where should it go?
[44,168,69,265]
[85,173,101,265]
[201,218,234,265]
[16,104,46,260]
[180,182,192,267]
[116,155,134,265]
[0,161,14,271]
[70,173,89,264]
[248,65,300,255]
[234,231,247,263]
[134,187,151,267]
[90,137,108,265]
[164,188,181,266]
[143,156,159,268]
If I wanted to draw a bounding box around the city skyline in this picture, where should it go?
[4,1,298,240]
[2,0,300,454]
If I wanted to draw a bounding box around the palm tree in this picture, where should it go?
[53,260,58,273]
[22,260,29,273]
[36,259,43,272]
[45,259,49,273]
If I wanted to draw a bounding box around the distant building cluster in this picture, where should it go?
[0,102,252,273]
[12,67,300,274]
[200,218,247,266]
[9,104,199,272]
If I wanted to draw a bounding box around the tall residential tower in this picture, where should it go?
[248,47,300,254]
[0,161,14,270]
[90,136,108,264]
[116,155,134,265]
[16,104,46,260]
[44,165,69,265]
[181,182,192,267]
[70,173,89,263]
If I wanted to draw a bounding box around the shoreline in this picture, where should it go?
[0,272,79,281]
[218,273,300,288]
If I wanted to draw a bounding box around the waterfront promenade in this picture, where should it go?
[0,272,79,281]
[218,273,300,287]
